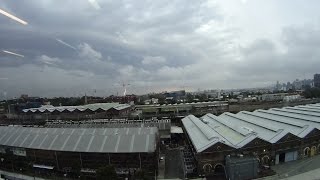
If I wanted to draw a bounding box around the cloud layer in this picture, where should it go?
[1,0,320,98]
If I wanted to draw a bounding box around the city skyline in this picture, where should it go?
[0,77,314,102]
[0,72,318,100]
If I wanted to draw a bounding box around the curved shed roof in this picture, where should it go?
[22,103,131,113]
[0,126,157,153]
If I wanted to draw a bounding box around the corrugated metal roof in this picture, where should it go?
[182,103,320,153]
[114,104,132,110]
[240,111,314,138]
[294,105,320,112]
[0,126,157,153]
[182,115,223,152]
[263,109,320,125]
[220,113,287,144]
[170,126,183,134]
[22,103,131,113]
[202,114,256,147]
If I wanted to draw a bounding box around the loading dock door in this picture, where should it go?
[276,151,298,164]
[284,151,298,162]
[293,151,298,160]
[311,147,316,156]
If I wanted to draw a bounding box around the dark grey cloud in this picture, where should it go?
[1,0,320,98]
[229,26,320,87]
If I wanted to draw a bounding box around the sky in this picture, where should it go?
[1,0,320,98]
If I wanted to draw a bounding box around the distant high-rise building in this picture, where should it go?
[275,81,281,91]
[314,74,320,88]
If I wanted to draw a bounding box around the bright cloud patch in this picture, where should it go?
[37,55,61,65]
[78,43,102,60]
[142,56,166,65]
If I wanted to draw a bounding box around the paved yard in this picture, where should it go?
[281,168,320,180]
[158,153,165,179]
[257,155,320,179]
[164,148,184,179]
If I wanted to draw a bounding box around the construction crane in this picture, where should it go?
[113,82,130,96]
[122,82,130,96]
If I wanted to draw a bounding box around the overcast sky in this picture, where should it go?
[1,0,320,98]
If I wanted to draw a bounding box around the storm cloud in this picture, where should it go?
[1,0,320,98]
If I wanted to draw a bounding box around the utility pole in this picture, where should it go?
[84,93,88,105]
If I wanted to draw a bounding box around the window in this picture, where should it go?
[304,147,310,157]
[203,164,212,173]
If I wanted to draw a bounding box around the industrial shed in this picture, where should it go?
[182,103,320,177]
[21,103,132,120]
[135,101,229,118]
[0,126,159,179]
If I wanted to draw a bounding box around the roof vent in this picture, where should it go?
[200,118,209,124]
[242,126,254,133]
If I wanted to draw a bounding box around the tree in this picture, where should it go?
[158,97,166,105]
[255,92,262,96]
[186,93,194,103]
[147,93,166,105]
[134,169,147,180]
[96,165,117,180]
[199,93,208,102]
[303,87,320,98]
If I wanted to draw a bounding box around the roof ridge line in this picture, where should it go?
[267,129,288,142]
[188,115,217,140]
[264,109,320,123]
[243,111,304,128]
[234,134,258,147]
[225,113,279,132]
[206,113,255,136]
[202,115,239,147]
[285,107,320,116]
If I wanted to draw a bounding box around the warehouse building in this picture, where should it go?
[182,103,320,179]
[44,119,172,145]
[0,126,159,179]
[21,103,132,121]
[136,101,229,118]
